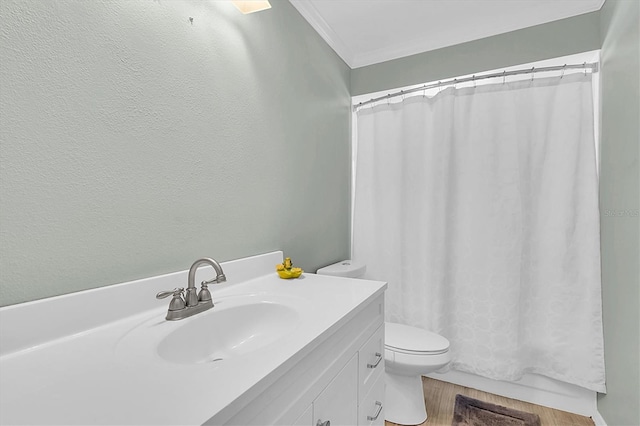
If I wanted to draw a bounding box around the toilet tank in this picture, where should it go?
[316,260,366,278]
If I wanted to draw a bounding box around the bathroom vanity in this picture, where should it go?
[0,252,386,425]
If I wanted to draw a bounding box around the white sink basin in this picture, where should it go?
[115,293,305,367]
[157,301,299,364]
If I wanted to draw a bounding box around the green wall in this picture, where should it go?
[351,11,601,96]
[598,1,640,425]
[0,0,351,306]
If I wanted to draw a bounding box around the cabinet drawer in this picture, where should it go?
[359,324,384,400]
[358,373,385,426]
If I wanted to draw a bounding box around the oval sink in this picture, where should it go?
[156,301,299,365]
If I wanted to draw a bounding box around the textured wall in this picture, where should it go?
[351,11,601,96]
[0,0,351,306]
[598,0,640,424]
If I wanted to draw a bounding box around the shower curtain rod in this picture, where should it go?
[353,62,599,111]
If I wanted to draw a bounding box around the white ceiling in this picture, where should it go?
[289,0,605,69]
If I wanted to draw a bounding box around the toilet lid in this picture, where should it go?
[385,322,450,355]
[316,260,366,278]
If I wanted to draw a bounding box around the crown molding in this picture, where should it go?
[351,0,605,69]
[290,0,606,70]
[289,0,355,67]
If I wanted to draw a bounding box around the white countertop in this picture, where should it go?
[0,252,386,425]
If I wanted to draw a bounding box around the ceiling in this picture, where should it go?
[288,0,605,69]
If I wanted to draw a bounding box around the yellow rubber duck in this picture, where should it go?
[276,257,303,279]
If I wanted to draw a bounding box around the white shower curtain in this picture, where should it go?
[353,73,606,393]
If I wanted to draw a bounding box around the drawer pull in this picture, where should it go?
[367,352,382,368]
[316,420,330,426]
[367,401,383,421]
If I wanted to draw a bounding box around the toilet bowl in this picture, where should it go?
[317,260,451,426]
[384,322,451,425]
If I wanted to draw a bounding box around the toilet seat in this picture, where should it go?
[386,345,449,356]
[385,347,452,376]
[385,322,450,355]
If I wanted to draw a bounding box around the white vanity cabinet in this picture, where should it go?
[358,373,385,426]
[292,404,313,426]
[312,354,358,426]
[0,252,388,426]
[295,325,385,426]
[358,326,385,425]
[214,293,385,426]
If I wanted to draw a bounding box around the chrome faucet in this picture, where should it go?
[156,258,227,321]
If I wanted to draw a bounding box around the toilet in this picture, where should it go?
[317,260,451,426]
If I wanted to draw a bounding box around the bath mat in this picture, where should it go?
[452,394,541,426]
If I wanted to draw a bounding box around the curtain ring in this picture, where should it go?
[584,62,587,76]
[400,90,405,101]
[454,78,458,89]
[387,94,391,105]
[502,70,506,84]
[561,64,566,79]
[531,67,535,82]
[422,85,427,97]
[438,81,443,93]
[473,75,476,88]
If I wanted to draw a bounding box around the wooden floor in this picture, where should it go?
[386,377,595,426]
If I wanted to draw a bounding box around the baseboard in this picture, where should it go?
[591,410,608,426]
[426,370,598,418]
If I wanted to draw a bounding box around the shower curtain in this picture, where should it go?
[352,73,606,393]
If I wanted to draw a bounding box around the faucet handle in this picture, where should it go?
[201,274,227,285]
[156,288,186,312]
[156,288,184,299]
